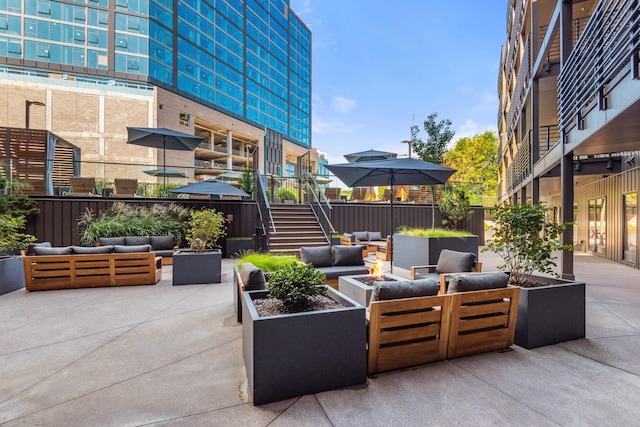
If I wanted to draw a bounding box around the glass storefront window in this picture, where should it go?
[624,193,637,264]
[588,197,607,255]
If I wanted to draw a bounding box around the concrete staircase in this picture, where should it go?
[268,204,329,254]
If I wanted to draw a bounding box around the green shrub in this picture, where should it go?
[77,202,190,246]
[267,262,327,312]
[0,214,36,252]
[238,252,297,271]
[276,187,297,202]
[439,187,472,229]
[185,208,227,252]
[483,203,572,286]
[396,227,472,237]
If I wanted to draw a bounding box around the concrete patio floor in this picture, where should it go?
[2,250,640,426]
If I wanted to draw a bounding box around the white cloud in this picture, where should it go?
[452,119,497,144]
[331,96,357,113]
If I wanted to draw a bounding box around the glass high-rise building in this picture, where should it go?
[0,0,314,181]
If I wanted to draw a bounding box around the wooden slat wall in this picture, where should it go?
[25,198,486,247]
[26,198,261,247]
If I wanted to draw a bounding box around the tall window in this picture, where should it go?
[624,193,637,264]
[588,198,606,255]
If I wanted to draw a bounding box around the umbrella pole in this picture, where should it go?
[163,136,167,192]
[390,177,394,274]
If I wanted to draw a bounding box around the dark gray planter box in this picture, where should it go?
[0,256,25,295]
[514,275,585,349]
[172,249,222,285]
[242,287,367,405]
[392,234,479,270]
[225,238,252,258]
[233,264,242,323]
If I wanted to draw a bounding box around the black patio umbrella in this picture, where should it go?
[169,179,249,199]
[343,149,398,163]
[327,157,456,271]
[127,127,203,187]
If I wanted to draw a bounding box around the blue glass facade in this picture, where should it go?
[0,0,312,148]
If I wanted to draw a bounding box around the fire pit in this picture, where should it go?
[338,273,403,307]
[353,275,398,287]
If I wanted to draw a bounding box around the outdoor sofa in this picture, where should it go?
[367,271,520,374]
[234,245,370,323]
[23,244,162,291]
[98,236,178,265]
[299,245,371,288]
[340,231,389,256]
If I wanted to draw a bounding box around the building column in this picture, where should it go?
[226,130,233,170]
[561,150,575,280]
[560,0,574,280]
[532,177,540,204]
[520,186,527,205]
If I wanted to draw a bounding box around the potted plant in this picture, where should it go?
[233,252,298,322]
[0,213,36,295]
[173,208,227,285]
[484,202,584,349]
[242,262,366,405]
[275,187,297,203]
[392,226,478,271]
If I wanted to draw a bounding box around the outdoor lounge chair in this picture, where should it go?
[324,187,342,201]
[350,187,371,202]
[410,249,482,294]
[64,177,100,197]
[407,189,422,203]
[114,178,141,197]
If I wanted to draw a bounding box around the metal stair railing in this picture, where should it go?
[302,170,336,245]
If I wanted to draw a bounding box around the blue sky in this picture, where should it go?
[290,1,508,165]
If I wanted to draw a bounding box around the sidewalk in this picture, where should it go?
[1,251,640,426]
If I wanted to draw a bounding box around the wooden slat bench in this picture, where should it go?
[447,286,520,359]
[367,295,451,375]
[23,253,162,291]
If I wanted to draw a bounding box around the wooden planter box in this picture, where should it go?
[514,275,586,349]
[392,234,479,270]
[172,249,222,285]
[242,287,367,405]
[0,256,25,295]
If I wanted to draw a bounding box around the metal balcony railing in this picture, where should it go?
[558,0,640,133]
[539,124,561,157]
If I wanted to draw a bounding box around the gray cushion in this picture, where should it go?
[436,249,476,274]
[332,245,364,266]
[113,244,152,253]
[370,279,440,303]
[342,233,356,243]
[33,246,73,255]
[317,265,370,279]
[447,272,509,294]
[26,242,52,256]
[368,231,383,241]
[150,235,175,250]
[125,236,150,246]
[300,246,333,267]
[240,262,267,291]
[98,237,125,246]
[353,231,369,242]
[72,245,113,254]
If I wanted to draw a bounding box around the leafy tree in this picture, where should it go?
[411,113,455,164]
[238,165,255,195]
[444,130,498,206]
[483,203,572,287]
[439,187,472,229]
[186,208,228,252]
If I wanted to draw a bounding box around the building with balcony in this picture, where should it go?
[498,0,640,274]
[0,0,315,187]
